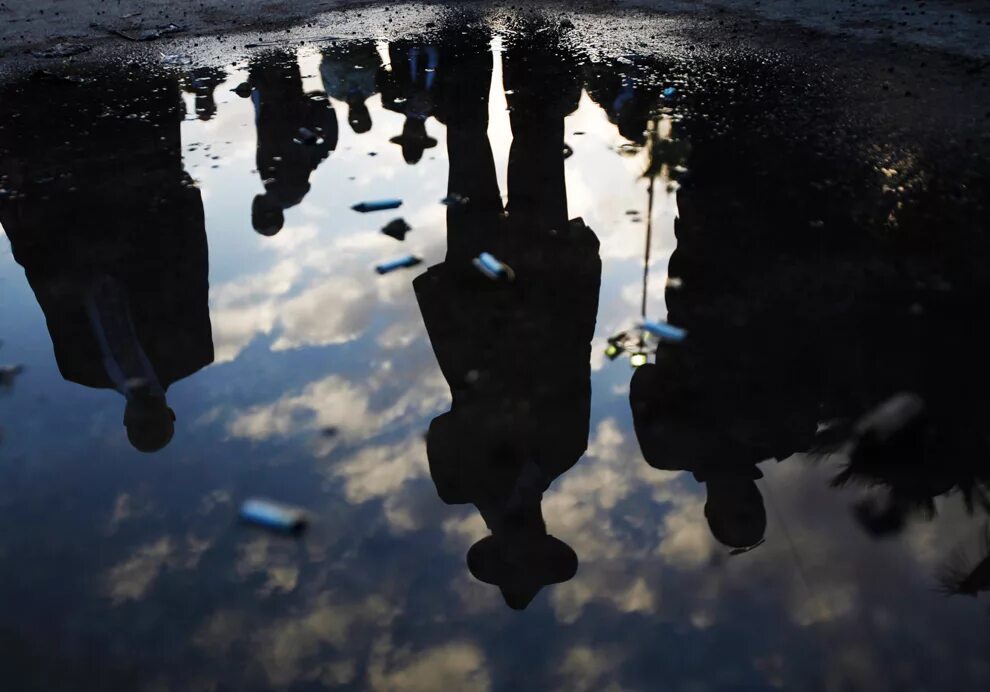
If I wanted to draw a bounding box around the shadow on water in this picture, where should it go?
[1,12,990,690]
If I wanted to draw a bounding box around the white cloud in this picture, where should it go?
[368,639,491,692]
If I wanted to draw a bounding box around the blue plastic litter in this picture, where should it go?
[473,252,510,280]
[239,498,307,533]
[641,320,687,342]
[662,86,677,98]
[352,199,403,213]
[375,255,422,274]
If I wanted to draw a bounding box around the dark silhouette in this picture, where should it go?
[182,66,227,121]
[584,56,666,145]
[630,356,769,550]
[249,52,338,235]
[626,61,852,549]
[320,40,382,134]
[0,70,213,453]
[378,40,440,164]
[416,30,600,609]
[623,55,990,553]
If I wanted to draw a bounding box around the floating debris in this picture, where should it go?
[31,43,91,59]
[441,193,470,207]
[473,252,515,281]
[231,81,253,98]
[99,23,185,42]
[161,53,193,67]
[381,218,412,241]
[662,86,677,98]
[375,255,422,274]
[294,127,319,145]
[352,199,402,213]
[641,320,687,342]
[239,498,307,534]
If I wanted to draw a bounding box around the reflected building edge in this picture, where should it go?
[416,28,602,609]
[248,51,338,236]
[0,69,214,453]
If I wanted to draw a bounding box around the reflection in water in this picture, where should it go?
[0,71,213,452]
[248,52,338,235]
[320,40,382,134]
[416,29,601,609]
[182,66,227,122]
[379,39,440,164]
[0,16,989,689]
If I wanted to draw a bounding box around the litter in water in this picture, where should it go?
[641,320,687,342]
[161,53,193,67]
[440,194,470,207]
[232,81,253,98]
[382,218,412,241]
[239,498,308,534]
[376,255,422,274]
[352,199,403,213]
[99,23,185,42]
[473,252,515,281]
[31,43,91,58]
[294,127,319,145]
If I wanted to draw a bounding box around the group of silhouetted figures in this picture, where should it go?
[2,23,990,608]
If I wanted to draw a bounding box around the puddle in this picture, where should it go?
[1,17,989,692]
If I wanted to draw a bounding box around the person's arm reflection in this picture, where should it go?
[415,30,601,610]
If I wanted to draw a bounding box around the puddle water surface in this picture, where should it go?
[1,18,989,692]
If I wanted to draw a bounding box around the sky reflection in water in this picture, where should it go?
[1,20,989,692]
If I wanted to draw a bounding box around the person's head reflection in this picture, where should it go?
[378,42,440,165]
[182,66,227,121]
[248,51,338,235]
[416,28,599,609]
[320,40,381,134]
[0,69,213,453]
[630,359,768,550]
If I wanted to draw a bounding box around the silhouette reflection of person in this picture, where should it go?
[584,56,664,145]
[320,40,382,134]
[630,354,768,550]
[628,108,829,549]
[378,40,439,164]
[249,52,338,235]
[0,71,214,453]
[182,66,227,121]
[416,30,600,609]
